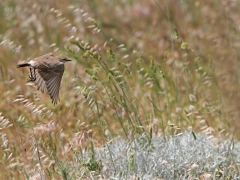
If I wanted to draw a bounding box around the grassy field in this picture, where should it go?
[0,0,240,179]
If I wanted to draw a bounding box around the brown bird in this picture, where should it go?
[17,53,71,104]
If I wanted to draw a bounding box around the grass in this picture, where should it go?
[0,0,240,179]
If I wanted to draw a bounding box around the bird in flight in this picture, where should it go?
[17,53,71,104]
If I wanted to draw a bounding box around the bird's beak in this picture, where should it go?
[60,57,72,62]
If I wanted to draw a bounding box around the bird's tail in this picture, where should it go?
[17,63,30,68]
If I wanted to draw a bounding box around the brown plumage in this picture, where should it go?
[17,53,71,104]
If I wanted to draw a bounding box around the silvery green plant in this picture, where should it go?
[79,132,239,179]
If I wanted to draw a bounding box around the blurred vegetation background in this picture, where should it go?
[0,0,240,179]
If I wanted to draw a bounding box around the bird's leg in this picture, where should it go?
[27,68,36,82]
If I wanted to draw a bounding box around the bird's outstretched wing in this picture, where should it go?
[36,64,64,105]
[34,69,47,93]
